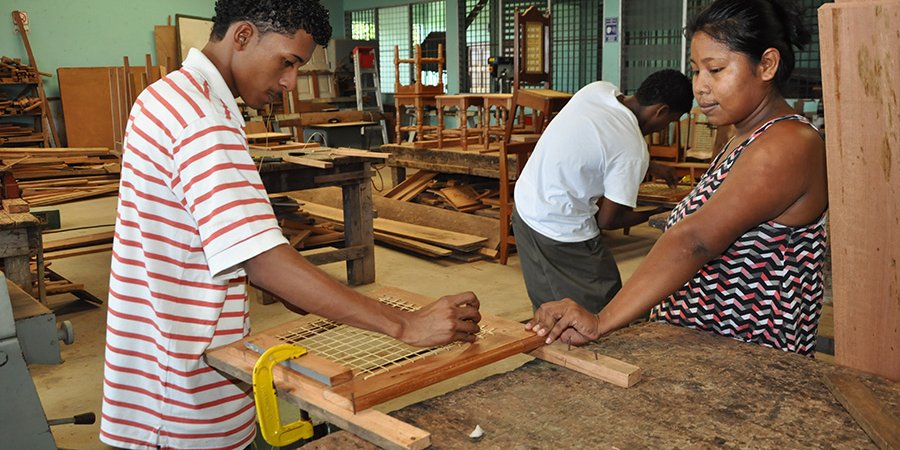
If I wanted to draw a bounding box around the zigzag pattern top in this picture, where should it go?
[650,115,827,355]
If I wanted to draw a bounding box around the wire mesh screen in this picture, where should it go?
[346,9,377,41]
[621,0,684,94]
[552,0,603,93]
[466,0,496,93]
[274,295,493,380]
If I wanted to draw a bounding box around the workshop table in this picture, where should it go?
[382,143,517,186]
[301,322,900,449]
[254,152,375,286]
[0,210,44,304]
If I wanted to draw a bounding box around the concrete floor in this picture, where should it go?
[27,194,662,450]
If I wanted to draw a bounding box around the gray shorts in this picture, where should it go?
[512,208,622,313]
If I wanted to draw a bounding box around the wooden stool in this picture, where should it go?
[435,94,484,151]
[481,93,514,152]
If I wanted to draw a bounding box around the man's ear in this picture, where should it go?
[232,22,255,50]
[758,47,781,82]
[653,104,670,119]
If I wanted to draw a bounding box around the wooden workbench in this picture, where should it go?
[0,210,44,303]
[302,322,899,449]
[254,151,376,286]
[383,143,517,185]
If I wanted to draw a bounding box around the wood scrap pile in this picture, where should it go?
[0,123,44,145]
[0,56,41,83]
[383,171,501,219]
[1,147,120,206]
[0,95,42,116]
[270,196,345,250]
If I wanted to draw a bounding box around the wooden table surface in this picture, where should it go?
[302,322,899,449]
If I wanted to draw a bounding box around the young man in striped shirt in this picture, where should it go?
[100,1,481,448]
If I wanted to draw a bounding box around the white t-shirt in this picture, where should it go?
[101,49,288,449]
[514,81,649,242]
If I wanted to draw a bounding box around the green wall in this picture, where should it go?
[0,0,347,97]
[601,0,622,87]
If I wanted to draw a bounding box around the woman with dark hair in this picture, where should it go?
[527,0,828,356]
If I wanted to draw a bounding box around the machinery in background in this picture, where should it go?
[488,56,514,93]
[0,272,93,449]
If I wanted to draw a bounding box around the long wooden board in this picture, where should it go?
[822,373,900,449]
[819,1,900,381]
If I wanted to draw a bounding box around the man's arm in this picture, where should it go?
[245,244,481,347]
[595,197,665,230]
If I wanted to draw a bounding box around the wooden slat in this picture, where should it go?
[528,341,641,388]
[243,330,354,387]
[382,170,437,201]
[283,155,334,169]
[373,232,452,257]
[822,373,900,450]
[43,243,113,261]
[43,230,114,252]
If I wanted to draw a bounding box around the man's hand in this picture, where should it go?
[525,298,603,345]
[398,292,482,347]
[648,162,678,188]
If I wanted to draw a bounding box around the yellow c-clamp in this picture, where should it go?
[253,343,314,446]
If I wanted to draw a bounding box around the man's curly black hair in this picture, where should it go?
[635,69,693,115]
[210,0,332,46]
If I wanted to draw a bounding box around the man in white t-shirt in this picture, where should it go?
[513,70,692,315]
[100,1,481,448]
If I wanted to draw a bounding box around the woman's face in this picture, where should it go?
[689,31,769,127]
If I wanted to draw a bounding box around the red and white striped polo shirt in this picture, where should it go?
[100,48,288,449]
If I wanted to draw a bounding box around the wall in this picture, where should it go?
[0,1,215,97]
[600,0,621,87]
[0,0,346,97]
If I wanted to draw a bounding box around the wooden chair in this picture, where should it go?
[647,119,683,162]
[394,44,444,143]
[498,139,538,265]
[502,6,572,144]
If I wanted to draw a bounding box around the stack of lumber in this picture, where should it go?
[0,95,41,117]
[42,229,114,260]
[269,195,346,249]
[383,171,499,218]
[0,123,44,145]
[1,147,120,206]
[0,56,41,83]
[294,187,501,261]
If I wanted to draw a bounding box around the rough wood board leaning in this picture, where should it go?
[818,1,900,381]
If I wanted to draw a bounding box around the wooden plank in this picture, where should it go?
[373,232,452,257]
[300,201,486,252]
[277,110,386,128]
[43,243,113,261]
[528,341,641,388]
[2,199,29,213]
[154,25,177,71]
[243,330,354,386]
[42,230,114,252]
[822,373,900,450]
[293,187,501,250]
[246,131,294,143]
[819,1,900,381]
[206,344,432,450]
[283,155,333,169]
[383,170,437,201]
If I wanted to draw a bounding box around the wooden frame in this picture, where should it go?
[175,14,213,64]
[206,286,640,449]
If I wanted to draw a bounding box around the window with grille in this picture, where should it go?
[621,0,684,94]
[346,2,446,94]
[346,9,377,41]
[465,0,495,93]
[498,1,602,94]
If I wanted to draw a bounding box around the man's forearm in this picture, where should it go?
[245,244,407,338]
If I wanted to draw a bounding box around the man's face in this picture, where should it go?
[232,27,317,109]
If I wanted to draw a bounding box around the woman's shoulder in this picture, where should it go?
[749,116,825,158]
